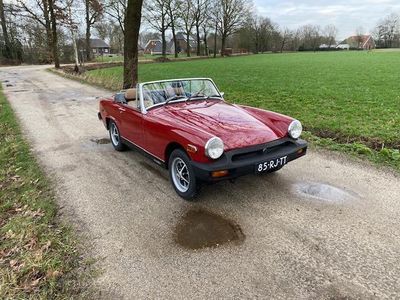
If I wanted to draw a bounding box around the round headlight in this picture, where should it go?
[205,137,224,159]
[288,120,302,139]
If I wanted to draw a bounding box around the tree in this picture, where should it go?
[217,0,250,56]
[279,27,291,53]
[61,0,80,68]
[143,0,170,56]
[16,0,53,61]
[324,24,337,48]
[180,0,196,57]
[374,13,399,48]
[193,0,208,56]
[355,26,364,48]
[104,0,126,33]
[123,0,143,88]
[85,0,103,61]
[0,0,11,58]
[48,0,60,67]
[165,0,180,58]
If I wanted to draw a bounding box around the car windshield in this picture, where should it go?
[141,79,221,108]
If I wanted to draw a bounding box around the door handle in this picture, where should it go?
[118,107,126,113]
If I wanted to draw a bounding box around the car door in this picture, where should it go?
[118,103,144,148]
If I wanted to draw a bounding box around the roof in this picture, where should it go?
[340,35,374,47]
[89,38,110,48]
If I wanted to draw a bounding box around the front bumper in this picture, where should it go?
[191,137,307,182]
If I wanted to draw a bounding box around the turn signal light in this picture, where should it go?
[211,170,229,178]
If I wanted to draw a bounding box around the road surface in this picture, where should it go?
[1,65,400,299]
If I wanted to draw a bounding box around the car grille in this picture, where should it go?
[231,141,292,162]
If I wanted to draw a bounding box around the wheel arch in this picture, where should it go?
[164,142,186,169]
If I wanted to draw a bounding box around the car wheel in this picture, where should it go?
[168,149,198,200]
[109,120,125,151]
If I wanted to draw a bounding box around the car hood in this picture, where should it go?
[157,100,283,150]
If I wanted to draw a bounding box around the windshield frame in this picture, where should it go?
[138,78,223,114]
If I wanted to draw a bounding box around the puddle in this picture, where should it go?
[6,83,13,87]
[175,209,244,250]
[293,182,356,202]
[90,138,110,144]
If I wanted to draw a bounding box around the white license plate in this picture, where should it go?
[256,156,288,173]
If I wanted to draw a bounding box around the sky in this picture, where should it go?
[254,0,400,40]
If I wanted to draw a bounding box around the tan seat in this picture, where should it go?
[124,88,138,108]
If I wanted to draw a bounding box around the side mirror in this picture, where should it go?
[220,92,225,98]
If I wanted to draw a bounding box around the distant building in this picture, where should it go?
[77,38,111,57]
[144,33,198,55]
[338,35,375,50]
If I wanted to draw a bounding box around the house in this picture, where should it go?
[144,33,198,55]
[144,40,170,55]
[169,32,197,54]
[89,38,110,55]
[338,35,375,50]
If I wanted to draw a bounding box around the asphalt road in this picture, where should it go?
[2,65,400,299]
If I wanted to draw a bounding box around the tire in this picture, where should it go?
[168,149,198,200]
[109,120,125,151]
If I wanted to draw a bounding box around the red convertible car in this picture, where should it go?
[98,78,307,199]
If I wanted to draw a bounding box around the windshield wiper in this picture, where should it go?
[164,95,186,106]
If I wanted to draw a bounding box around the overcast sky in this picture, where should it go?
[254,0,400,40]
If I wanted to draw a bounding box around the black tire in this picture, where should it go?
[168,149,198,200]
[109,120,126,151]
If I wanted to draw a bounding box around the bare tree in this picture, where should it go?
[123,0,143,88]
[48,0,60,67]
[16,0,53,61]
[165,0,180,58]
[180,0,196,57]
[104,0,126,33]
[193,0,208,56]
[60,0,80,68]
[355,26,364,48]
[279,27,291,53]
[217,0,250,56]
[0,0,11,58]
[85,0,103,61]
[324,24,337,48]
[143,0,170,56]
[374,13,399,48]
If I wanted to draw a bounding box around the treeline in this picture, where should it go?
[1,0,400,66]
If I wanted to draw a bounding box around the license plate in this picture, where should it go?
[256,156,288,173]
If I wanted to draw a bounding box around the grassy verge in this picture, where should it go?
[0,86,90,298]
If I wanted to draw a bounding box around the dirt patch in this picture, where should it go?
[175,209,245,250]
[90,138,110,144]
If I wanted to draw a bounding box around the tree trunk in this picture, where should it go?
[221,34,226,57]
[186,32,190,57]
[0,0,11,59]
[213,20,217,58]
[123,0,143,89]
[196,24,201,56]
[161,29,166,57]
[85,0,91,61]
[203,28,208,56]
[42,0,53,62]
[171,22,178,58]
[48,0,60,68]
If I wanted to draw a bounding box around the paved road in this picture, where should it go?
[2,65,400,299]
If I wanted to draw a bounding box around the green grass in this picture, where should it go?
[0,86,91,298]
[86,51,400,150]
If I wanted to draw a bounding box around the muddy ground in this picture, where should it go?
[1,65,400,299]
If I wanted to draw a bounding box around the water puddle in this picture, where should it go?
[175,209,245,250]
[139,161,168,181]
[90,138,110,144]
[10,89,29,93]
[293,182,356,202]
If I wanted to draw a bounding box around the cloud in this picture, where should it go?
[254,0,400,39]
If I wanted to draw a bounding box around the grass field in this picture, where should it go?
[94,53,200,63]
[0,87,90,298]
[86,51,400,151]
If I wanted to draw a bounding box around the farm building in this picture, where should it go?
[338,35,375,50]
